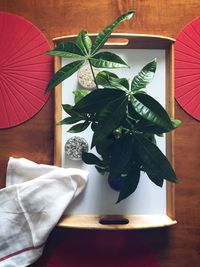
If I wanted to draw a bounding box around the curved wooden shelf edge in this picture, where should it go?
[53,33,175,42]
[57,214,177,230]
[52,33,175,49]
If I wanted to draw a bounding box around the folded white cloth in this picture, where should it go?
[0,157,88,267]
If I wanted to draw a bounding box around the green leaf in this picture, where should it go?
[62,104,73,114]
[73,89,91,104]
[135,122,169,134]
[110,77,129,90]
[131,93,174,130]
[128,102,141,120]
[91,10,135,54]
[135,118,181,134]
[96,71,129,90]
[96,71,118,87]
[72,88,125,113]
[133,133,179,186]
[99,71,119,79]
[171,119,182,129]
[109,135,133,175]
[76,30,92,55]
[90,52,129,68]
[46,42,84,59]
[95,136,114,157]
[134,119,180,135]
[45,60,85,92]
[95,95,128,139]
[91,121,98,131]
[131,59,157,91]
[57,116,83,125]
[82,152,105,167]
[62,104,86,120]
[95,166,108,175]
[67,121,90,133]
[116,164,140,203]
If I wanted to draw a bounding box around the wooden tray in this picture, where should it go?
[53,33,176,229]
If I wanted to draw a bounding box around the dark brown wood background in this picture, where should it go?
[0,1,200,266]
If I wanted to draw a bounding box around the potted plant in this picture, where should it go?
[45,11,181,203]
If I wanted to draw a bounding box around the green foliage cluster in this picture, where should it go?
[46,11,181,202]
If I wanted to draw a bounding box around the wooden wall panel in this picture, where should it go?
[0,1,200,266]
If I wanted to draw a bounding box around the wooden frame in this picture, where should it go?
[53,33,176,229]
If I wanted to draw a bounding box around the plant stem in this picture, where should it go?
[88,59,98,89]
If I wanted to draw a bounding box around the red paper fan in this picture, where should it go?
[0,12,53,128]
[175,17,200,120]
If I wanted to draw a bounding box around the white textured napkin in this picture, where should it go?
[0,157,88,267]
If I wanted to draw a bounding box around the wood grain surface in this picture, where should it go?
[0,1,200,266]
